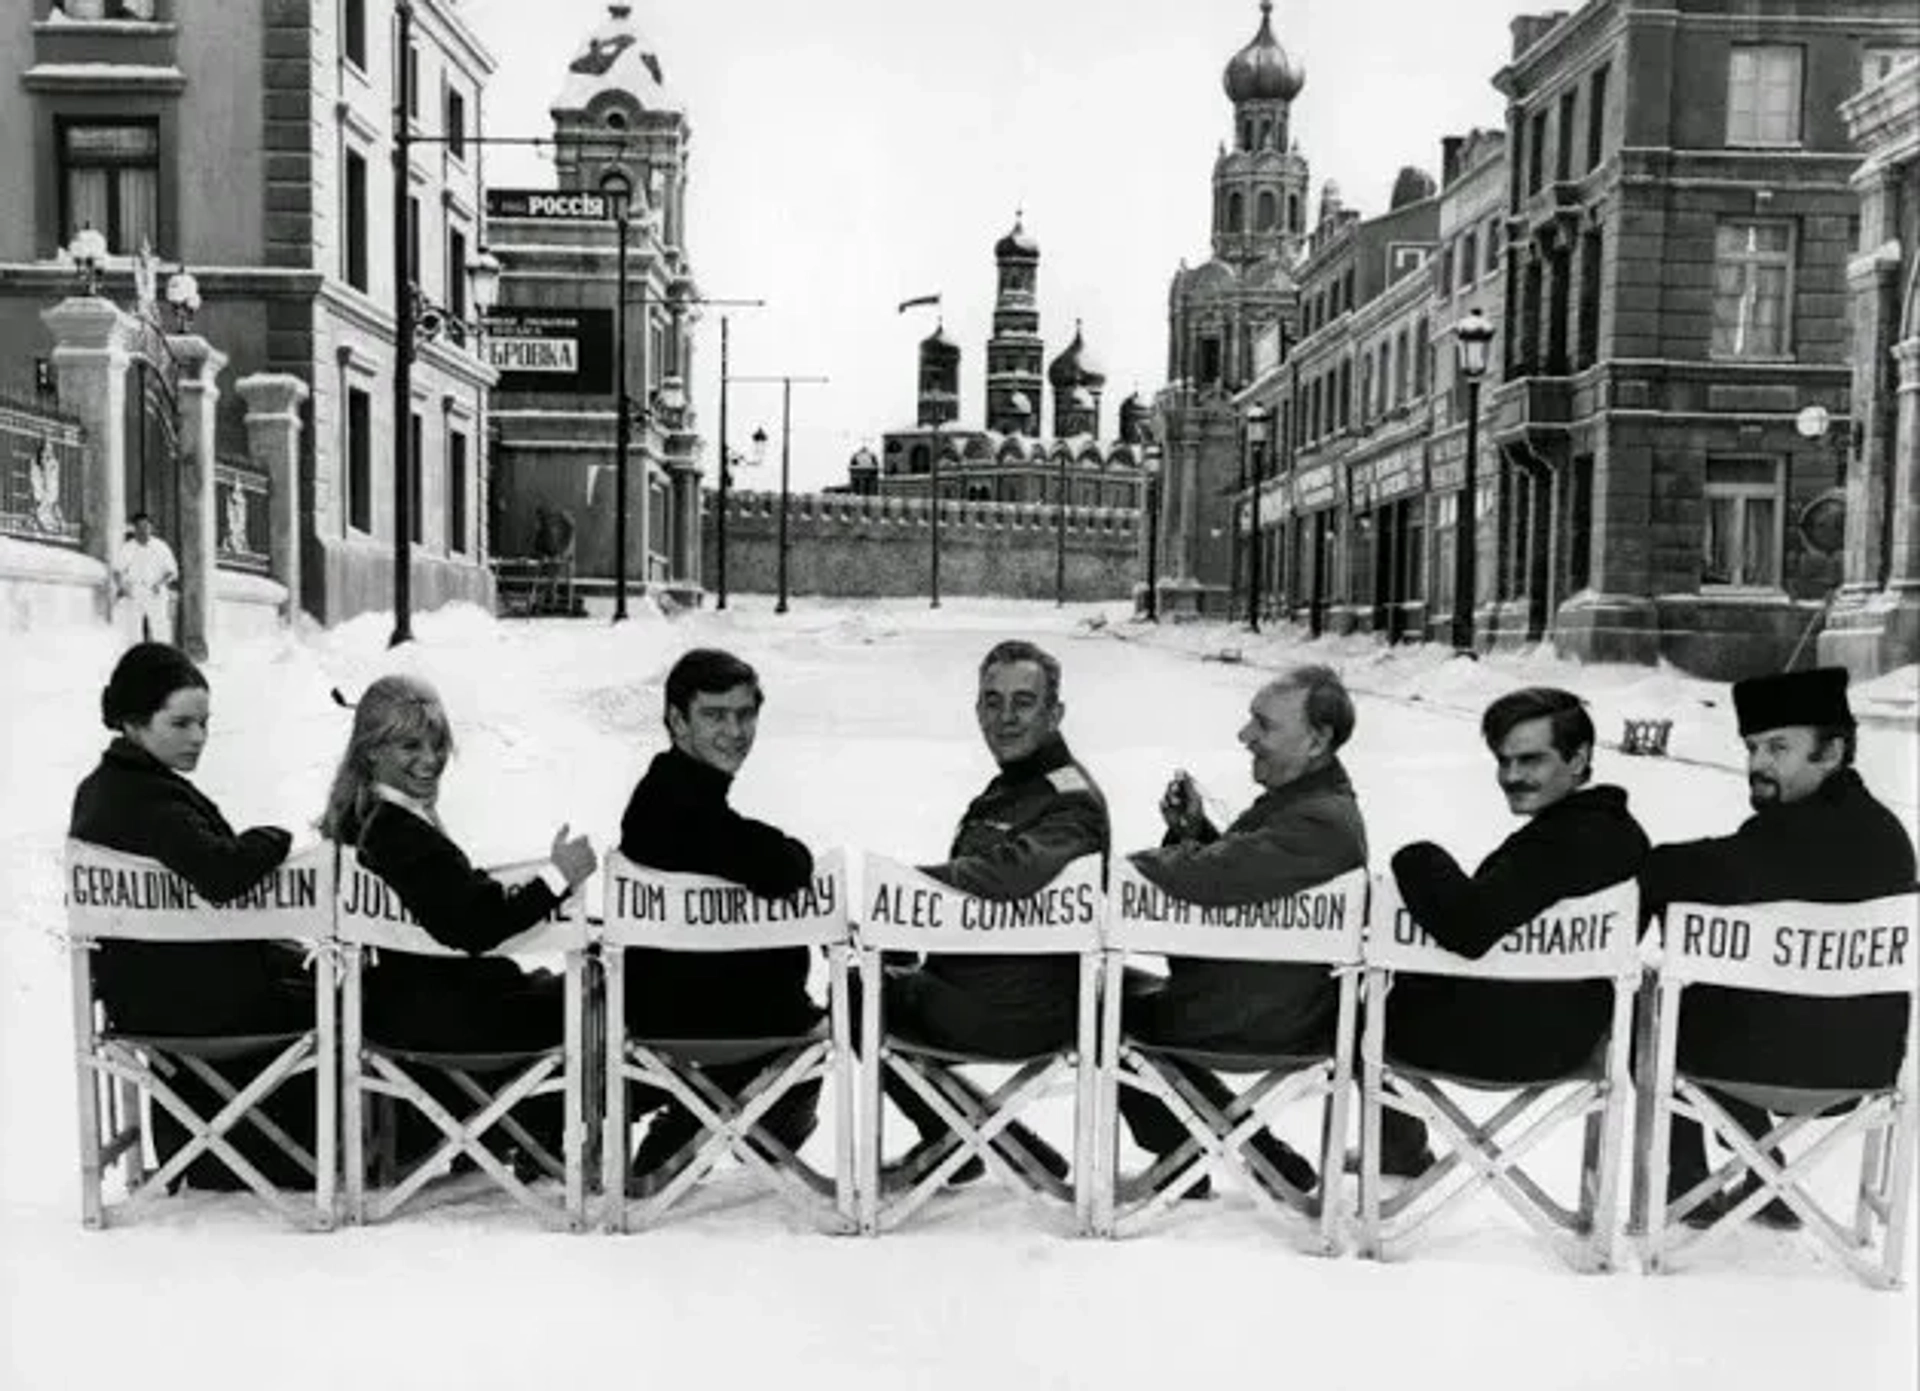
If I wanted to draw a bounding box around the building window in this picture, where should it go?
[1438,241,1454,297]
[1568,454,1593,591]
[405,43,422,120]
[1712,220,1793,358]
[1702,457,1782,588]
[346,386,372,533]
[446,86,468,162]
[1256,189,1277,231]
[1413,318,1429,396]
[1727,46,1802,146]
[447,224,467,344]
[1557,87,1577,180]
[1459,228,1477,290]
[1432,492,1458,613]
[344,147,368,290]
[448,428,468,555]
[1342,266,1355,310]
[1484,220,1500,277]
[1228,192,1245,232]
[1527,108,1547,193]
[409,412,424,544]
[1377,341,1392,415]
[1587,65,1609,169]
[1359,356,1373,427]
[59,120,159,255]
[343,0,367,71]
[1577,226,1603,368]
[1338,358,1352,430]
[1394,328,1410,406]
[406,194,422,288]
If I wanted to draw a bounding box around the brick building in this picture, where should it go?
[0,0,501,625]
[1491,0,1918,675]
[486,2,704,600]
[1821,52,1920,677]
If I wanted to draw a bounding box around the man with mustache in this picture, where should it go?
[1382,686,1649,1177]
[1641,667,1915,1228]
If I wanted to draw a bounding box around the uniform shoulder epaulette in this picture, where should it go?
[1047,765,1092,796]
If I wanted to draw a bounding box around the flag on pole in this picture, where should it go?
[897,294,941,313]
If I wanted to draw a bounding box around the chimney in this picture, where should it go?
[1511,12,1568,61]
[1441,135,1465,187]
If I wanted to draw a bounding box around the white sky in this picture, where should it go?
[460,0,1529,491]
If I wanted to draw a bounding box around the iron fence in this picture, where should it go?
[215,455,272,575]
[0,394,86,548]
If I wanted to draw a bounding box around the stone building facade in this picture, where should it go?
[486,2,703,601]
[0,0,501,626]
[1821,52,1920,677]
[1491,0,1917,675]
[1200,0,1918,678]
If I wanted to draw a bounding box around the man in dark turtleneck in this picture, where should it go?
[618,648,821,1178]
[879,640,1111,1181]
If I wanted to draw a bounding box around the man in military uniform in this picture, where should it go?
[1642,667,1916,1227]
[879,639,1110,1181]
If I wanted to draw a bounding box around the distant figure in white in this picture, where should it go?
[112,511,179,645]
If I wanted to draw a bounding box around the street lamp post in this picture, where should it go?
[1055,441,1069,606]
[600,169,636,623]
[730,374,828,614]
[1142,433,1163,622]
[898,293,943,608]
[1246,405,1271,635]
[1452,306,1495,654]
[717,315,732,609]
[389,0,417,647]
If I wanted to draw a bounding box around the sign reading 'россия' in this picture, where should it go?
[484,187,616,221]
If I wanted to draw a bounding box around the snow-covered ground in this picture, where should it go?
[3,597,1915,1390]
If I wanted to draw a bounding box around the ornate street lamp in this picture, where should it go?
[1142,430,1163,622]
[68,223,108,296]
[1246,404,1272,634]
[164,266,201,332]
[1452,305,1495,654]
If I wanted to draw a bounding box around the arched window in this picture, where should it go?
[1256,119,1271,150]
[1240,119,1253,150]
[1228,192,1245,232]
[910,444,929,475]
[1413,317,1430,395]
[1256,190,1277,231]
[1287,193,1301,231]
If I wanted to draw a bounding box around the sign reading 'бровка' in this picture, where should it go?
[484,309,614,395]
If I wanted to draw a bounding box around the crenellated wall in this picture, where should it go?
[702,489,1142,601]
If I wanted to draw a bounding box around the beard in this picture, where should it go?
[1748,776,1780,808]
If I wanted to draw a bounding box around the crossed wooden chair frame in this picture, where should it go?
[64,839,1920,1290]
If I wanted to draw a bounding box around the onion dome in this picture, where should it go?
[1222,1,1305,105]
[920,323,960,355]
[557,4,677,112]
[995,215,1040,261]
[1048,320,1107,389]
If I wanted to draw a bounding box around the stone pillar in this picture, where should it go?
[167,334,226,660]
[679,467,702,589]
[236,373,310,624]
[39,297,138,586]
[1888,338,1920,588]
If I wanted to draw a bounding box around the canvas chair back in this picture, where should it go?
[854,853,1105,1234]
[596,850,856,1233]
[1637,893,1919,1289]
[64,839,337,1230]
[333,846,589,1231]
[1359,874,1642,1271]
[1095,861,1369,1248]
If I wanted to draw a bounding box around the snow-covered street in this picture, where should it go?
[4,598,1915,1390]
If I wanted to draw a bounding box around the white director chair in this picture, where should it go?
[1636,894,1918,1289]
[1359,876,1640,1271]
[855,853,1104,1236]
[65,840,337,1231]
[1094,862,1368,1251]
[598,850,857,1234]
[335,848,589,1231]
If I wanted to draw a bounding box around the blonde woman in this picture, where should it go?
[320,674,597,1054]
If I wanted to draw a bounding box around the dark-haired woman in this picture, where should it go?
[69,642,316,1189]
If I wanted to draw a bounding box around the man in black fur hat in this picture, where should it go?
[1642,667,1916,1227]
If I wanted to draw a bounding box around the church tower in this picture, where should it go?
[1212,0,1310,268]
[917,323,961,427]
[984,216,1044,437]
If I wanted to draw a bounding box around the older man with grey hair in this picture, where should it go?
[1120,663,1369,1195]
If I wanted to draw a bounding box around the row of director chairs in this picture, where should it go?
[64,838,1918,1287]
